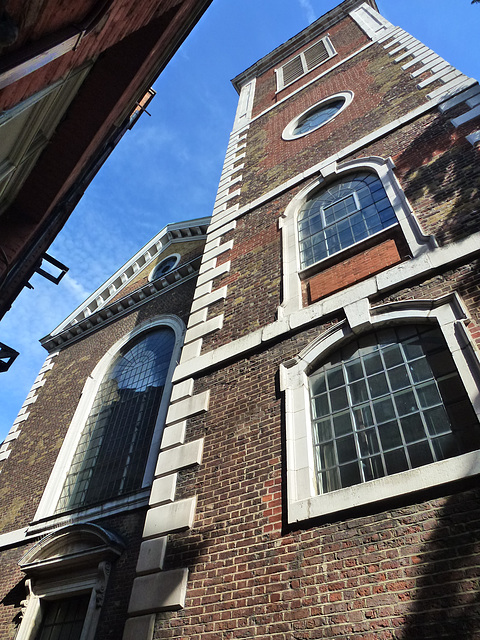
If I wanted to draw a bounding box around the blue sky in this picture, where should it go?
[1,0,479,440]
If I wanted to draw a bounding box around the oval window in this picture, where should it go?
[283,91,353,140]
[150,255,179,280]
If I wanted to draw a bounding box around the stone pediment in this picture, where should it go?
[19,523,125,578]
[40,217,209,352]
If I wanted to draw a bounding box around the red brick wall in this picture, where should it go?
[235,45,434,210]
[151,264,480,638]
[308,239,402,303]
[252,15,370,118]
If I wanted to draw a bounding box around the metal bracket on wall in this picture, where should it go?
[0,341,19,372]
[35,253,69,285]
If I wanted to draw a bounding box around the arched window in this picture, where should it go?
[310,324,480,494]
[55,328,176,513]
[297,171,398,269]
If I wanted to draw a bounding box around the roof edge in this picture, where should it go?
[231,0,379,92]
[47,216,210,340]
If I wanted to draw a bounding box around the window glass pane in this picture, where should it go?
[384,449,409,475]
[416,381,441,409]
[340,462,361,488]
[362,454,385,481]
[400,413,426,443]
[319,442,336,469]
[373,397,396,423]
[314,418,333,442]
[364,352,383,375]
[337,435,357,464]
[314,394,330,418]
[310,372,326,395]
[393,389,418,416]
[432,434,461,460]
[326,366,344,389]
[353,404,374,429]
[346,359,363,382]
[378,420,403,450]
[330,387,349,411]
[408,441,434,468]
[310,325,480,494]
[293,98,345,135]
[350,379,368,403]
[318,467,340,494]
[388,365,410,391]
[35,595,90,640]
[333,411,352,437]
[409,357,432,383]
[298,171,398,268]
[358,428,379,456]
[56,328,176,513]
[367,372,389,398]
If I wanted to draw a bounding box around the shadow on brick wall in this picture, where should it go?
[394,115,480,248]
[400,482,480,639]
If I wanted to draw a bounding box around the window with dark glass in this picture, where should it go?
[292,98,345,136]
[298,171,398,269]
[309,325,480,494]
[34,595,90,640]
[56,328,175,513]
[151,255,178,279]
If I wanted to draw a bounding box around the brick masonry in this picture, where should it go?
[309,239,402,303]
[1,2,480,640]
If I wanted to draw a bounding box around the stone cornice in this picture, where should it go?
[41,255,203,352]
[45,217,209,342]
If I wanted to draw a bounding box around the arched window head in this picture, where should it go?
[298,171,398,269]
[310,324,480,495]
[56,328,176,513]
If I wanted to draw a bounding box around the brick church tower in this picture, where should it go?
[1,1,480,638]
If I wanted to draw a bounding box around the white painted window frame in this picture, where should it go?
[0,64,91,214]
[279,156,434,316]
[280,294,480,524]
[276,36,336,92]
[282,91,354,140]
[31,315,185,527]
[16,524,123,640]
[148,253,181,281]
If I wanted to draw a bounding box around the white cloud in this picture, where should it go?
[61,274,91,304]
[298,0,316,24]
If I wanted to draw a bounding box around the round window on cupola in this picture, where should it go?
[282,91,353,140]
[149,254,180,281]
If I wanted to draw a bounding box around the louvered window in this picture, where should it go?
[277,37,335,90]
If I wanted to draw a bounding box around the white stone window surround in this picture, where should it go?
[31,315,186,528]
[16,523,124,640]
[282,91,354,141]
[276,36,337,92]
[279,156,434,317]
[281,294,480,524]
[148,253,181,282]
